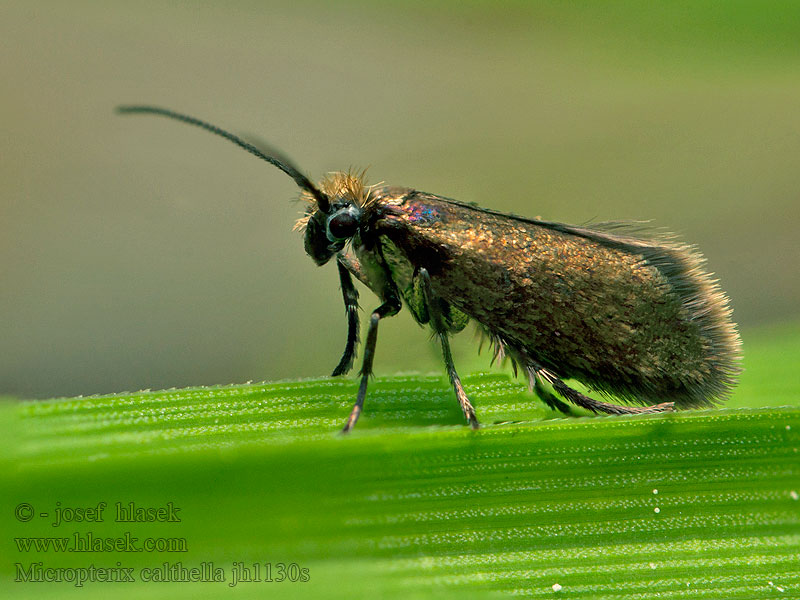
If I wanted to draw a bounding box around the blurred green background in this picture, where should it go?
[2,0,799,400]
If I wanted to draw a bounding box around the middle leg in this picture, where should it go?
[418,268,480,429]
[341,298,400,433]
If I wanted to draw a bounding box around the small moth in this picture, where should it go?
[118,106,742,433]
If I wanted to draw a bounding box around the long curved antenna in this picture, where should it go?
[116,105,330,213]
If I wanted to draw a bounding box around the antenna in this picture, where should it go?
[116,105,330,213]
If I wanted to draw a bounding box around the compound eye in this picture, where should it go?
[327,210,359,241]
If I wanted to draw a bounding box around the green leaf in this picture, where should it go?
[4,325,799,599]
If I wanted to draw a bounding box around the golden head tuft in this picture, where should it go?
[294,169,370,232]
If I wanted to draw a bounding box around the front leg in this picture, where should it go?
[331,259,360,377]
[417,268,480,429]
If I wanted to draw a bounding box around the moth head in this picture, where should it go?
[300,203,359,265]
[297,171,369,265]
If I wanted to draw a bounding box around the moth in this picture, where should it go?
[118,106,742,433]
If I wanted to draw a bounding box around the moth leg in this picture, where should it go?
[533,375,572,415]
[537,369,675,415]
[506,344,571,414]
[331,259,360,377]
[418,268,480,430]
[341,297,401,434]
[336,251,371,288]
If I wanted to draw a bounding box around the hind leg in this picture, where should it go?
[537,369,675,415]
[533,375,572,415]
